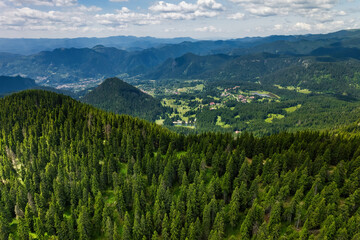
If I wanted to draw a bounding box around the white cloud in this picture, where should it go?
[149,1,197,12]
[109,0,128,2]
[291,19,347,33]
[197,0,224,11]
[0,6,95,32]
[274,24,282,30]
[77,5,102,12]
[95,7,160,27]
[230,0,341,19]
[150,0,224,20]
[195,25,221,32]
[10,0,77,7]
[294,22,312,31]
[228,12,245,20]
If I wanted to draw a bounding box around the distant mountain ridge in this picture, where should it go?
[0,35,196,55]
[1,29,360,90]
[82,77,165,121]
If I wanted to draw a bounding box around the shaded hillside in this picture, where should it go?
[149,52,304,82]
[230,29,360,56]
[310,47,360,60]
[0,75,37,94]
[0,75,79,98]
[262,59,360,96]
[146,53,234,80]
[82,77,165,121]
[148,47,360,97]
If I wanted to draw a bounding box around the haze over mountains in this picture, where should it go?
[0,36,195,55]
[1,29,360,91]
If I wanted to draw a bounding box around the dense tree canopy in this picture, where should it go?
[0,90,360,239]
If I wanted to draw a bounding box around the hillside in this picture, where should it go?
[146,53,234,80]
[1,90,360,239]
[0,75,38,95]
[82,77,166,121]
[262,59,360,97]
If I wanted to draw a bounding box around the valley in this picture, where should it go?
[131,78,360,135]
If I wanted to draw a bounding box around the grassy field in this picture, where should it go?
[216,116,231,128]
[284,104,302,113]
[155,119,165,125]
[177,84,205,93]
[265,114,285,123]
[274,84,312,94]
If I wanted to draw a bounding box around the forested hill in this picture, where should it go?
[82,77,166,121]
[1,90,360,239]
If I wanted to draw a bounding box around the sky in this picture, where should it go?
[0,0,359,39]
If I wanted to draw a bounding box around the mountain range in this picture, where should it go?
[1,29,360,90]
[0,36,195,55]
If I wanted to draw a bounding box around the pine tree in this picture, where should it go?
[105,216,114,240]
[93,191,104,236]
[24,203,34,232]
[17,218,30,240]
[78,206,91,240]
[152,231,159,240]
[229,187,241,228]
[123,211,132,240]
[113,221,121,240]
[170,211,181,240]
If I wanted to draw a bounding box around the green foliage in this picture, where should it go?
[1,90,360,239]
[82,77,166,121]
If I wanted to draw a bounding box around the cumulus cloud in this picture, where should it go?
[230,0,341,19]
[195,25,221,32]
[150,0,224,20]
[77,5,102,12]
[228,12,245,20]
[95,7,160,27]
[294,22,312,31]
[283,19,347,33]
[0,5,100,32]
[9,0,77,7]
[274,24,283,30]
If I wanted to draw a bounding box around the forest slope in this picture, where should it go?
[0,90,360,239]
[82,77,166,121]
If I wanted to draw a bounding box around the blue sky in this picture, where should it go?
[0,0,359,39]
